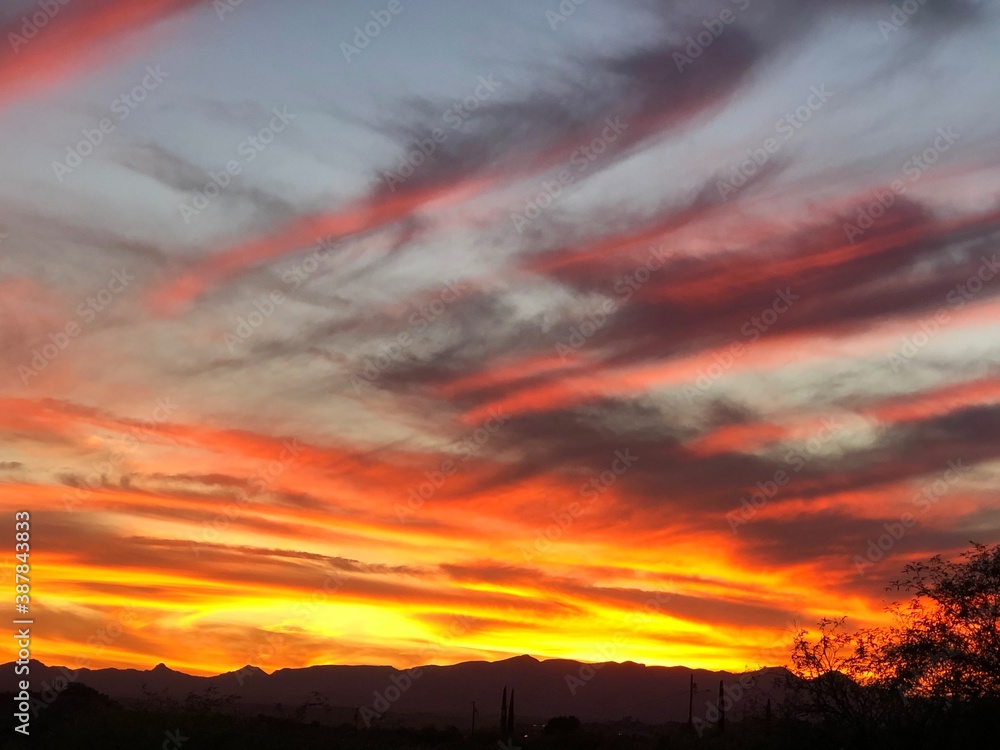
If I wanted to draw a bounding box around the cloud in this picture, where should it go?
[0,0,210,111]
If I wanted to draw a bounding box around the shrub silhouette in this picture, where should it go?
[543,715,581,734]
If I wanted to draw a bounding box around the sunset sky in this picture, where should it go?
[2,0,1000,678]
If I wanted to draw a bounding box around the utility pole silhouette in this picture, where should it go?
[471,700,477,739]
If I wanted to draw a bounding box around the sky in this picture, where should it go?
[1,0,1000,678]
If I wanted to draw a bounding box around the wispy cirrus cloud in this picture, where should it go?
[2,0,1000,677]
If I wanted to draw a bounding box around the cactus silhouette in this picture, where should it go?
[500,685,507,734]
[718,680,725,733]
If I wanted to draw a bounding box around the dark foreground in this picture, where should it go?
[4,681,999,750]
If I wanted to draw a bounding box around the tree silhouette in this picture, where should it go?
[886,542,1000,701]
[790,542,1000,745]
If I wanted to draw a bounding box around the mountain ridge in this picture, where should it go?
[4,656,790,725]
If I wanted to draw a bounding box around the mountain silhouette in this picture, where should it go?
[5,655,788,724]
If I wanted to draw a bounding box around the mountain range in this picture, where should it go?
[5,656,789,726]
